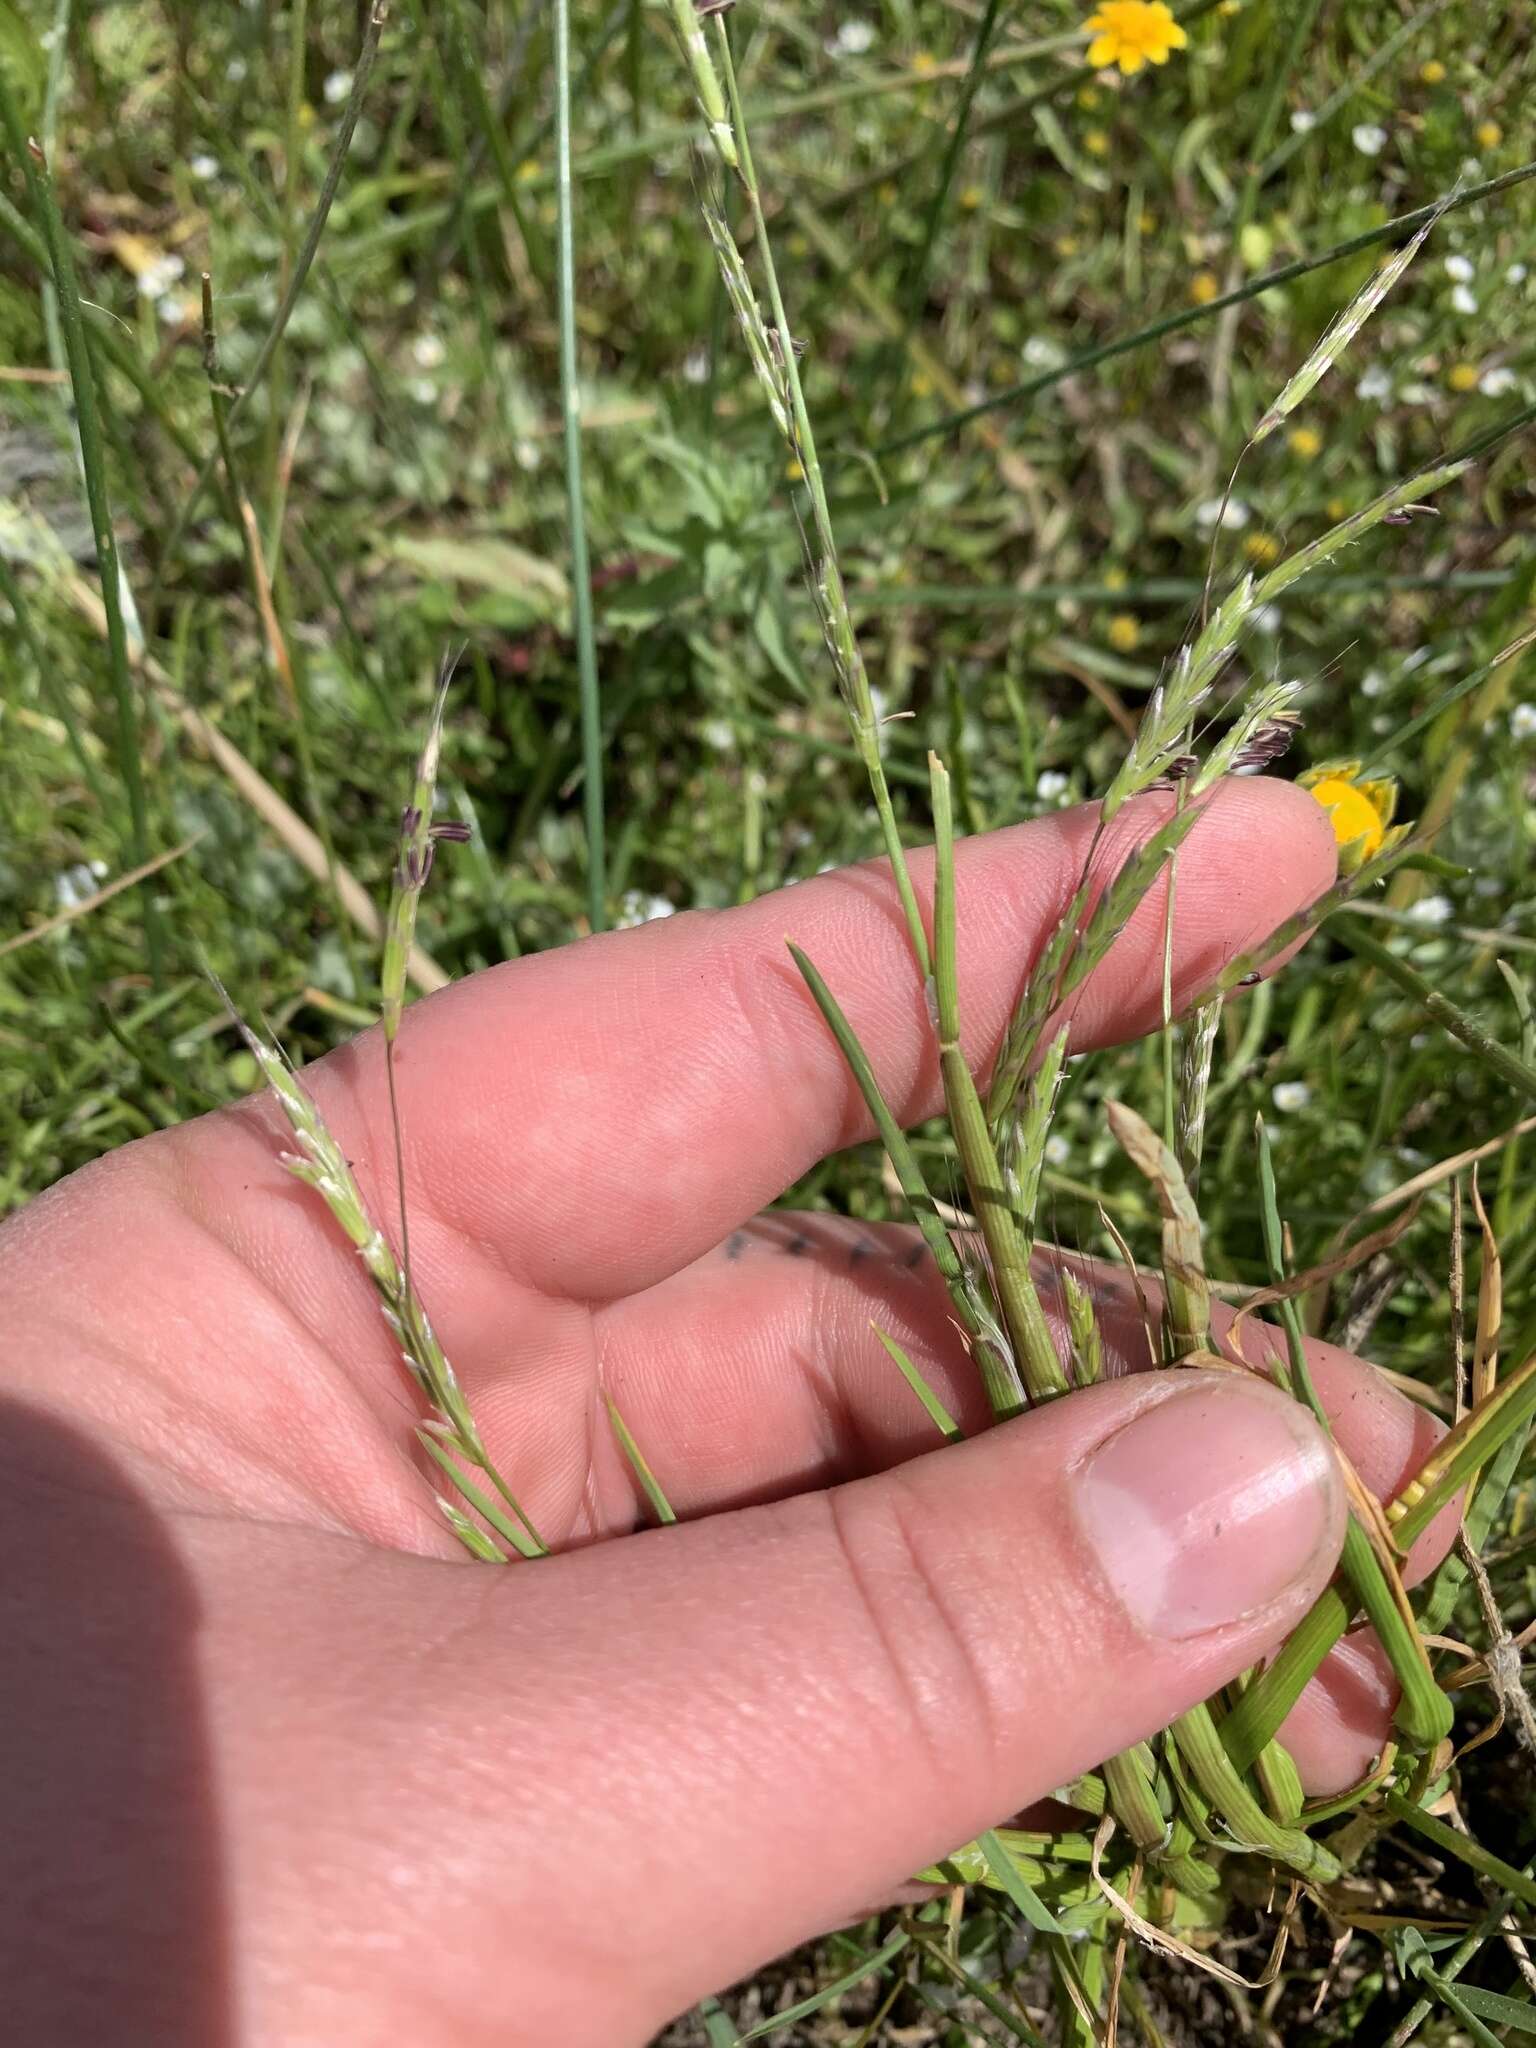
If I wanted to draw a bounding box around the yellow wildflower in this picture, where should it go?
[959,184,984,210]
[1243,532,1282,566]
[1139,208,1157,233]
[1447,361,1480,392]
[1083,128,1110,157]
[910,370,933,398]
[1055,235,1081,258]
[1189,269,1220,304]
[1102,565,1129,591]
[1288,425,1323,460]
[1475,119,1503,149]
[1419,59,1446,84]
[1084,1,1188,75]
[911,50,938,76]
[1107,612,1141,652]
[516,158,541,184]
[1077,85,1101,109]
[1300,761,1399,871]
[1326,495,1350,522]
[785,458,804,482]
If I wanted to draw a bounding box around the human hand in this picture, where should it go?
[0,778,1457,2047]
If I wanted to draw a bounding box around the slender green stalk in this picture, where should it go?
[1255,1119,1453,1748]
[901,0,1008,321]
[0,73,163,981]
[708,19,930,979]
[1169,1703,1341,1882]
[604,1395,678,1524]
[150,0,389,595]
[1387,1858,1536,2048]
[1333,923,1536,1108]
[877,162,1536,456]
[1384,1796,1536,1912]
[931,757,1065,1408]
[554,0,606,932]
[787,940,1016,1404]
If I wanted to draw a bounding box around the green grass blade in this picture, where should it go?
[876,162,1536,456]
[604,1394,678,1525]
[555,0,606,932]
[871,1326,963,1443]
[737,1929,910,2040]
[0,71,162,978]
[976,1828,1069,1934]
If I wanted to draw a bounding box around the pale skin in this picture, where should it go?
[1,778,1458,2047]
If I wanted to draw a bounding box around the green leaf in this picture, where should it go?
[977,1828,1069,1934]
[0,0,44,111]
[386,533,570,612]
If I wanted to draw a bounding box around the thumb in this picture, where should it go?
[260,1369,1346,2045]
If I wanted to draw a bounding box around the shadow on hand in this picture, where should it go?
[0,1398,226,2044]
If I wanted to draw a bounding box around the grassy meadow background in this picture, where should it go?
[2,0,1535,2039]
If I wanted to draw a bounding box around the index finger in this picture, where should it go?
[233,775,1337,1301]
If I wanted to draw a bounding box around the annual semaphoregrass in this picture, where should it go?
[2,2,1535,2040]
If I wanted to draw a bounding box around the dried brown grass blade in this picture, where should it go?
[63,571,447,994]
[0,836,201,958]
[1228,1201,1422,1358]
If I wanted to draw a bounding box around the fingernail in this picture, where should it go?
[1071,1375,1341,1641]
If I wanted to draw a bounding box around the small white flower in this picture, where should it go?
[681,346,710,384]
[828,18,876,55]
[1399,379,1436,406]
[1022,335,1066,369]
[1460,156,1484,178]
[1044,1133,1071,1167]
[323,68,353,104]
[54,859,108,910]
[1511,702,1536,739]
[1351,122,1388,156]
[1035,769,1069,802]
[1450,283,1478,315]
[409,377,437,405]
[1254,603,1282,634]
[1445,254,1475,283]
[1360,669,1386,698]
[38,23,60,49]
[1272,1081,1312,1113]
[1406,894,1454,927]
[190,152,220,180]
[1195,496,1250,530]
[1480,366,1518,397]
[702,717,734,751]
[1507,262,1528,284]
[1356,364,1393,403]
[411,332,446,369]
[1289,110,1315,133]
[137,252,186,300]
[227,55,247,80]
[616,891,677,927]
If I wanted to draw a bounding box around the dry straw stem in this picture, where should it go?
[60,570,446,995]
[0,837,200,960]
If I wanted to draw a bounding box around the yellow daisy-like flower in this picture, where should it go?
[1419,59,1446,84]
[1476,119,1503,149]
[1189,269,1220,304]
[1288,425,1323,460]
[1084,1,1188,75]
[1447,361,1480,392]
[1107,612,1141,652]
[1083,127,1110,157]
[1243,532,1281,566]
[1300,761,1399,872]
